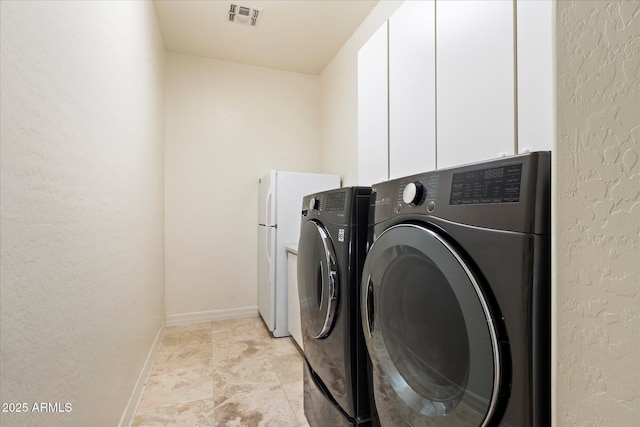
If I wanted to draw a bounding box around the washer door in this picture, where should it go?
[361,224,500,427]
[298,220,339,340]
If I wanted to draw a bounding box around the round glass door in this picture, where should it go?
[298,220,339,340]
[361,224,500,427]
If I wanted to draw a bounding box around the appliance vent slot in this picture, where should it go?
[228,3,262,27]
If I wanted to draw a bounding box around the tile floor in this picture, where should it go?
[131,316,308,426]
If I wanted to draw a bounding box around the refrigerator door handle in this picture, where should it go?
[265,187,274,227]
[265,226,273,270]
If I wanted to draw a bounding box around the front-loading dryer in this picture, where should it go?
[361,152,551,427]
[298,187,374,426]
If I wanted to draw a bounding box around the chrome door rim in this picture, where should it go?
[309,220,339,339]
[361,223,501,426]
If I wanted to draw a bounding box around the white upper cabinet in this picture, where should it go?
[436,0,516,169]
[516,0,554,153]
[357,22,389,186]
[388,0,436,179]
[356,0,553,178]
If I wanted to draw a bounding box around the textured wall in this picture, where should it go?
[164,53,322,318]
[0,1,165,426]
[555,1,639,426]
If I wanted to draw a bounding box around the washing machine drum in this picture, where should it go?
[361,224,501,427]
[298,219,339,340]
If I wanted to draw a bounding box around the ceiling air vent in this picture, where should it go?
[228,3,262,27]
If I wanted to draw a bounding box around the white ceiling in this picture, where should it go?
[153,0,379,75]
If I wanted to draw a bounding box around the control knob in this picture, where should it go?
[402,181,425,205]
[309,197,318,211]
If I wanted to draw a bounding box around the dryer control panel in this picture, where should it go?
[371,152,550,235]
[301,187,372,227]
[450,163,523,205]
[396,174,440,214]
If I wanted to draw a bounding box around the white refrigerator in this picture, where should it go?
[258,170,340,337]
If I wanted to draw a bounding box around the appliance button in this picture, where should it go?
[309,197,318,211]
[402,181,425,205]
[427,201,436,212]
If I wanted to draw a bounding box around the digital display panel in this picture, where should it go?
[325,191,346,211]
[450,163,522,205]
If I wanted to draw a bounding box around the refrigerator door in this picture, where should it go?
[259,171,276,226]
[258,224,277,330]
[258,170,340,338]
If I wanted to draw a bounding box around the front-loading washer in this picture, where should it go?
[298,187,374,426]
[361,152,551,427]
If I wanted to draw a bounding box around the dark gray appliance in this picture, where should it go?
[298,187,374,426]
[361,152,551,427]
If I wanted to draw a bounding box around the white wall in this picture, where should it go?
[164,53,322,321]
[320,1,402,186]
[554,1,639,425]
[0,1,165,426]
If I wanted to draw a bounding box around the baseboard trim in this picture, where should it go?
[165,306,259,326]
[119,319,166,427]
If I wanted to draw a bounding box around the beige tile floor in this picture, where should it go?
[132,316,309,427]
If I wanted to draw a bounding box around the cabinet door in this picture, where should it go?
[436,0,515,169]
[389,0,436,179]
[516,0,554,153]
[357,22,389,185]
